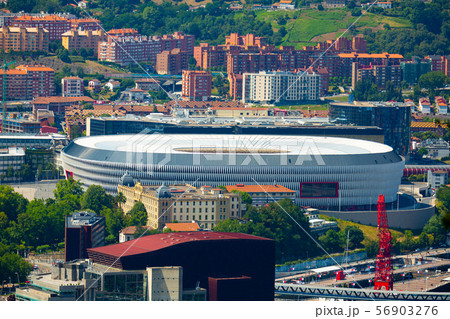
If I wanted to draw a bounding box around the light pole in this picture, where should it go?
[1,280,5,295]
[426,277,429,291]
[8,277,11,294]
[15,272,20,287]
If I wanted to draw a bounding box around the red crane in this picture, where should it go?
[374,194,393,290]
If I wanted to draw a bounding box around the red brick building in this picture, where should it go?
[69,18,102,31]
[156,48,189,75]
[11,15,71,41]
[0,65,55,101]
[98,31,194,66]
[182,70,212,101]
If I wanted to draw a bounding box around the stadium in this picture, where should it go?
[61,134,405,209]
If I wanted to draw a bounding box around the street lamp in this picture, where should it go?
[15,272,20,287]
[8,277,11,294]
[1,280,6,295]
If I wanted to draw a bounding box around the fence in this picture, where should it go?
[276,251,368,273]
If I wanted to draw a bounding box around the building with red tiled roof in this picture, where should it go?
[163,222,200,232]
[225,184,296,206]
[0,64,55,101]
[11,15,71,41]
[119,226,154,243]
[33,96,95,116]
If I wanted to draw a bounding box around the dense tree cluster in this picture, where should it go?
[366,0,449,57]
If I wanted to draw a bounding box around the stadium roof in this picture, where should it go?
[88,232,271,258]
[73,134,393,155]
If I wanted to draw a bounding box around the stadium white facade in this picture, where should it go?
[61,134,405,208]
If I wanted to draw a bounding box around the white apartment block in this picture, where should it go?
[61,76,83,97]
[242,71,321,104]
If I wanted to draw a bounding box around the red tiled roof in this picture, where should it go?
[87,231,271,258]
[120,226,153,235]
[33,96,95,104]
[225,184,295,193]
[164,223,200,232]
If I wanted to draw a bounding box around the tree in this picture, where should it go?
[317,4,324,11]
[419,71,447,92]
[124,202,148,227]
[418,148,429,157]
[57,49,71,63]
[0,185,29,221]
[319,229,345,253]
[344,225,365,249]
[216,199,316,263]
[79,48,88,58]
[6,0,36,12]
[365,239,378,258]
[188,56,197,70]
[0,244,33,284]
[231,190,252,205]
[54,178,83,202]
[351,8,361,16]
[81,185,114,213]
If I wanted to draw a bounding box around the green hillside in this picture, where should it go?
[254,8,413,49]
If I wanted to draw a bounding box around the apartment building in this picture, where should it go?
[62,76,83,97]
[11,15,71,41]
[401,57,432,84]
[69,18,102,31]
[351,62,401,89]
[228,73,243,100]
[98,32,194,66]
[156,48,189,75]
[182,70,212,101]
[118,182,242,230]
[242,70,321,103]
[0,65,55,101]
[0,26,49,52]
[62,29,107,55]
[135,78,161,91]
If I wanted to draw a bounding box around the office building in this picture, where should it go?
[65,211,105,262]
[329,101,411,156]
[401,57,432,84]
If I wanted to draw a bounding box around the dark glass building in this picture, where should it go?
[65,211,105,262]
[329,101,411,156]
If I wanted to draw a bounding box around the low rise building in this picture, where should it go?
[104,79,120,91]
[427,170,448,190]
[303,208,338,235]
[88,79,101,91]
[418,138,450,159]
[0,147,25,183]
[119,226,154,243]
[225,184,296,206]
[32,96,95,118]
[135,78,161,91]
[118,181,242,229]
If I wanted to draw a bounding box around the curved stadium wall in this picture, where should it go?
[61,134,405,209]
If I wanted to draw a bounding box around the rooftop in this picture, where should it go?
[225,184,295,193]
[164,222,200,232]
[74,134,394,156]
[88,231,272,258]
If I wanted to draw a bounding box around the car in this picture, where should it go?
[33,265,39,270]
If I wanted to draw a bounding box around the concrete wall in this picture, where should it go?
[147,266,182,301]
[321,206,436,230]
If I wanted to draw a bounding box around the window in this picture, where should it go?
[300,182,339,198]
